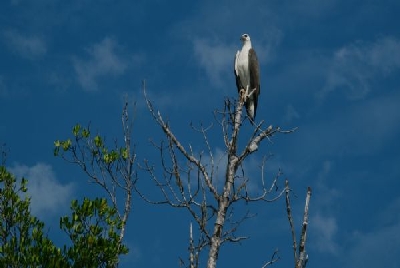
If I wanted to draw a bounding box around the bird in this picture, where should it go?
[234,33,260,124]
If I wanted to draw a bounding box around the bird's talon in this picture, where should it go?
[239,88,246,103]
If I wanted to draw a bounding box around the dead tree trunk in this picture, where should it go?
[207,99,243,268]
[141,82,297,268]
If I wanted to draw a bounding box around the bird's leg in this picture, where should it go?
[239,88,246,103]
[247,88,256,98]
[241,85,249,103]
[239,85,252,104]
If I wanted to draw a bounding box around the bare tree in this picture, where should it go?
[138,81,300,268]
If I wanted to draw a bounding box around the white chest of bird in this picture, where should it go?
[236,44,251,89]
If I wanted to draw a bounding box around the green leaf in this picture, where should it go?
[72,124,81,137]
[94,135,103,147]
[0,167,64,266]
[62,139,71,151]
[120,147,129,160]
[82,128,90,138]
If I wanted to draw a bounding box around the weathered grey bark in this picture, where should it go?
[189,222,198,268]
[296,186,311,268]
[142,84,297,268]
[286,180,312,268]
[206,103,241,268]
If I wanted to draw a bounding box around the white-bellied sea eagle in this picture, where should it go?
[234,33,260,123]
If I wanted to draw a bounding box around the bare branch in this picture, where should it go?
[142,84,298,268]
[285,180,298,267]
[143,85,219,200]
[296,187,312,268]
[285,180,312,268]
[261,249,280,268]
[55,99,137,256]
[189,222,197,268]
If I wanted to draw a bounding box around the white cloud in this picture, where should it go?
[166,143,271,197]
[192,28,282,89]
[320,36,400,100]
[254,27,284,64]
[202,147,228,188]
[368,38,400,72]
[73,37,128,91]
[193,38,236,87]
[177,1,283,90]
[377,196,400,226]
[308,161,340,254]
[284,104,300,123]
[311,213,338,254]
[304,171,400,268]
[3,30,46,59]
[9,163,74,217]
[199,145,280,197]
[289,89,400,165]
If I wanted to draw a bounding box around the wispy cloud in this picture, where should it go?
[193,38,236,88]
[319,36,400,100]
[283,104,300,123]
[309,160,340,254]
[73,37,128,91]
[2,30,47,59]
[287,89,400,167]
[176,1,283,90]
[311,213,339,254]
[9,163,74,217]
[198,146,279,196]
[192,29,282,91]
[193,30,281,93]
[346,197,400,268]
[253,27,283,65]
[199,147,227,188]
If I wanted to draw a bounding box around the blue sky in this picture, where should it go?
[1,0,400,267]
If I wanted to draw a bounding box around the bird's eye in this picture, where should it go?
[244,34,248,37]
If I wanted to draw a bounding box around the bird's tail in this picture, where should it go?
[246,102,256,125]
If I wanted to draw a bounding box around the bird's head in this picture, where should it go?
[240,34,252,46]
[241,34,251,42]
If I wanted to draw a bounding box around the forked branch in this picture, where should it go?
[286,180,312,268]
[141,81,298,268]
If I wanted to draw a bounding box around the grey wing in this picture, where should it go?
[249,48,260,119]
[249,48,260,96]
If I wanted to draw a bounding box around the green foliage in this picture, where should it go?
[0,166,67,267]
[53,124,129,168]
[0,166,128,268]
[54,139,71,156]
[1,121,133,267]
[94,135,103,147]
[60,197,128,268]
[53,120,135,267]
